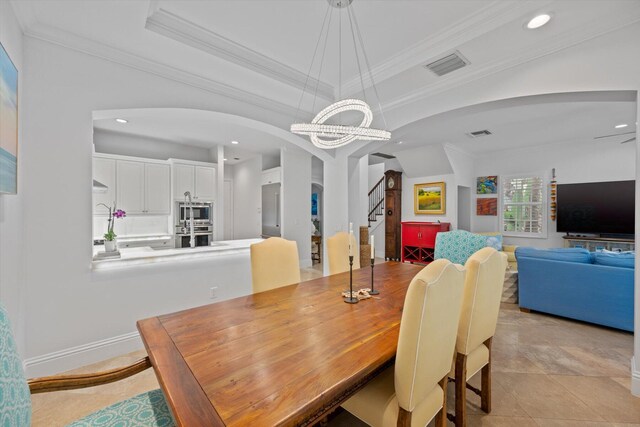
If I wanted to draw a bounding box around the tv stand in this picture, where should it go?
[562,235,634,252]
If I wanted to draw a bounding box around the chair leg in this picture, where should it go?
[435,376,447,427]
[397,407,411,427]
[454,352,467,427]
[481,338,493,413]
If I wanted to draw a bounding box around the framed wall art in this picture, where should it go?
[477,198,498,216]
[476,176,497,194]
[414,182,445,215]
[0,42,18,194]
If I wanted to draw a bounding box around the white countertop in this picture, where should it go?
[92,238,262,270]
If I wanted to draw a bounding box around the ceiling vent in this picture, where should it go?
[371,152,396,159]
[424,51,469,76]
[466,130,492,138]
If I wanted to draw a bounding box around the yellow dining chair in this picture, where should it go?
[449,247,508,427]
[250,237,301,293]
[327,232,361,275]
[341,259,466,427]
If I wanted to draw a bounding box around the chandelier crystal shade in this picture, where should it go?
[291,0,391,149]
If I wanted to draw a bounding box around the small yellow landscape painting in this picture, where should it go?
[414,182,445,215]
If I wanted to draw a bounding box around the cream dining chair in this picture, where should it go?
[327,232,360,275]
[250,237,301,293]
[341,259,466,427]
[449,247,508,427]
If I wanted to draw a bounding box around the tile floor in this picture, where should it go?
[31,264,639,426]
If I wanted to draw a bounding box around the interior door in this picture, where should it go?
[224,180,234,240]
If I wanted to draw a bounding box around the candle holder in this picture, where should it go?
[369,258,379,295]
[343,255,358,304]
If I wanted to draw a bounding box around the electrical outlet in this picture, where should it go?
[209,287,219,299]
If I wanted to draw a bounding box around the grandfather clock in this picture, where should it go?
[384,170,402,261]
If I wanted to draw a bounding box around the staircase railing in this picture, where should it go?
[368,176,385,225]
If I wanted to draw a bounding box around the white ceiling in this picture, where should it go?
[12,0,640,157]
[93,109,293,165]
[369,92,637,160]
[13,0,640,114]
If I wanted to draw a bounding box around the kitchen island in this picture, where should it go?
[92,238,262,271]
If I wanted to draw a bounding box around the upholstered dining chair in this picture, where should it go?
[327,232,361,275]
[0,304,174,426]
[449,247,508,427]
[250,237,301,293]
[341,259,466,427]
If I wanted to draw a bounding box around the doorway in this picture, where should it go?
[457,185,471,231]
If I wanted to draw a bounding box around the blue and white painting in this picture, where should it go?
[0,42,18,194]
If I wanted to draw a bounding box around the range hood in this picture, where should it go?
[93,179,108,193]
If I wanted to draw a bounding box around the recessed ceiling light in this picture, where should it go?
[396,141,403,145]
[231,140,239,145]
[115,118,128,124]
[526,14,551,29]
[223,158,228,161]
[615,123,628,129]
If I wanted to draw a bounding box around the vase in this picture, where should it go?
[105,239,117,253]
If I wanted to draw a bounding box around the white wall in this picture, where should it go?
[232,157,262,239]
[16,36,296,375]
[94,129,213,162]
[0,1,25,355]
[281,146,312,267]
[473,138,636,248]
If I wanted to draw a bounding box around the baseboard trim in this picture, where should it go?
[632,356,640,397]
[23,331,143,378]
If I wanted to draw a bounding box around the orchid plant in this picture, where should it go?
[97,202,126,241]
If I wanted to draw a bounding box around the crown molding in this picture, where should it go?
[341,0,546,96]
[21,22,315,120]
[145,8,335,101]
[381,4,640,115]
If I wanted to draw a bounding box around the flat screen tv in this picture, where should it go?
[557,180,635,235]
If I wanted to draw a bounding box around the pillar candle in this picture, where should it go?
[370,235,375,259]
[349,231,354,257]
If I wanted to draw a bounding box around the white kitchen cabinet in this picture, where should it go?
[93,157,116,215]
[116,160,145,214]
[145,163,171,214]
[172,163,216,201]
[195,166,216,200]
[261,167,281,185]
[114,159,170,215]
[173,163,195,200]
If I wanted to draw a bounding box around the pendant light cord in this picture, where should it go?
[349,5,388,130]
[294,2,331,123]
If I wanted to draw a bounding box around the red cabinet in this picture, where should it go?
[401,222,451,264]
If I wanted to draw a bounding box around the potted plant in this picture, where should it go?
[97,202,126,252]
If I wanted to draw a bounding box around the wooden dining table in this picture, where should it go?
[137,261,425,427]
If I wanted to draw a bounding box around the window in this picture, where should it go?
[501,174,547,238]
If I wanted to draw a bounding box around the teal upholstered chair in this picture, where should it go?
[0,304,174,426]
[434,230,489,265]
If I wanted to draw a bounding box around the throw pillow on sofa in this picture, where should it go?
[593,251,635,269]
[485,235,503,251]
[515,247,593,264]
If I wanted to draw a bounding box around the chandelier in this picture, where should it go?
[291,0,391,149]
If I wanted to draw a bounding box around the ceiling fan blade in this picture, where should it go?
[594,131,636,140]
[620,137,636,144]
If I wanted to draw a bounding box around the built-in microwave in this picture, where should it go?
[176,202,213,225]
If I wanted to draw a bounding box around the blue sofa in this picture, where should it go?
[515,247,634,332]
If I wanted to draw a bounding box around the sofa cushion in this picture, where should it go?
[593,251,635,269]
[485,235,503,251]
[515,247,593,264]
